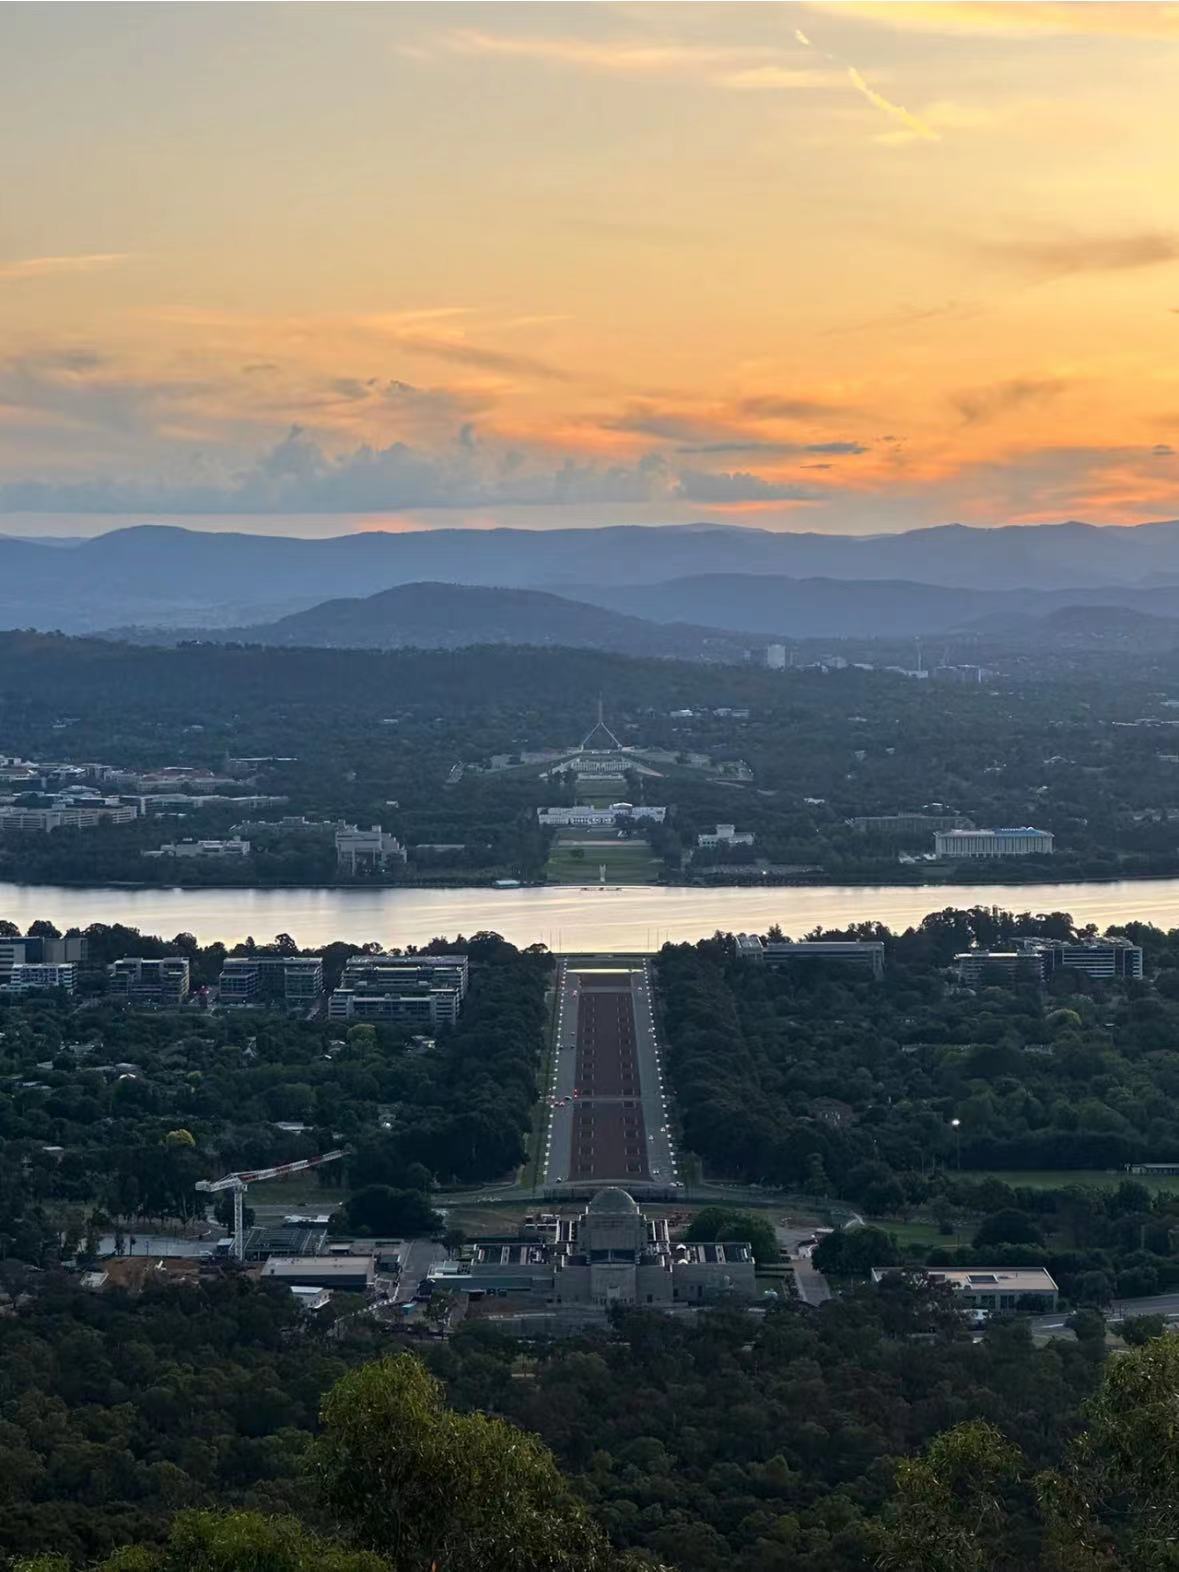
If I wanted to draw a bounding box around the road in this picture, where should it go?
[543,959,676,1187]
[393,1238,448,1303]
[1032,1290,1179,1334]
[775,1221,833,1305]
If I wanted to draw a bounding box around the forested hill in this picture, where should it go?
[0,631,775,721]
[125,582,748,660]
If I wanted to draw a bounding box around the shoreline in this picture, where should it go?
[0,869,1172,895]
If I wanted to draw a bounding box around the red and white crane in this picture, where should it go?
[195,1148,347,1261]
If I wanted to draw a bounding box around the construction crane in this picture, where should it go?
[195,1148,348,1261]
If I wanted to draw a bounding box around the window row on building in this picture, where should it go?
[327,953,470,1028]
[934,827,1054,858]
[954,936,1144,985]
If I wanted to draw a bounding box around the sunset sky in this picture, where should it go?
[4,1,1179,537]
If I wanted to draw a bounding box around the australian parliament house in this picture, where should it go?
[537,703,665,790]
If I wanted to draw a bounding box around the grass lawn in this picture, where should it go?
[545,834,661,885]
[245,1176,351,1207]
[875,1217,956,1248]
[957,1168,1179,1195]
[441,1202,538,1236]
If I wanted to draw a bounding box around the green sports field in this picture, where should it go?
[545,833,661,885]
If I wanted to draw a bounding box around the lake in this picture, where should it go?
[4,876,1179,951]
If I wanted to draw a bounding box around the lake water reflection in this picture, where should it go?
[3,876,1179,950]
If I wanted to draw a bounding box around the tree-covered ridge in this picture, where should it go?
[6,1259,1177,1571]
[0,1297,647,1572]
[0,1266,1093,1572]
[431,1289,1101,1570]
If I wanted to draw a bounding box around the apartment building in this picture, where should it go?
[219,954,325,1007]
[0,934,88,983]
[328,952,469,1028]
[2,963,77,994]
[107,957,191,1007]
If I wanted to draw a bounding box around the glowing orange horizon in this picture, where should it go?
[2,2,1178,535]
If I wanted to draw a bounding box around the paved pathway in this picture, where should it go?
[544,960,676,1186]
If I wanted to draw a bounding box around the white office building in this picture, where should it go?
[736,934,885,978]
[335,824,407,873]
[1045,938,1143,979]
[697,823,754,849]
[538,804,666,827]
[764,644,787,670]
[954,950,1050,986]
[934,827,1054,858]
[143,837,251,859]
[872,1266,1058,1313]
[0,799,138,832]
[957,936,1144,985]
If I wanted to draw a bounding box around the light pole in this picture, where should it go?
[951,1117,961,1171]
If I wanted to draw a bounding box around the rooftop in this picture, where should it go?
[873,1266,1058,1293]
[587,1186,641,1216]
[261,1256,374,1278]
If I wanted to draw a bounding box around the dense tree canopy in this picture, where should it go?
[4,632,1179,886]
[0,931,549,1264]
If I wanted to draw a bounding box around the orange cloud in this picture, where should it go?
[0,253,131,283]
[811,3,1179,40]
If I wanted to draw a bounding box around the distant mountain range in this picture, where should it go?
[112,576,1179,659]
[211,582,750,661]
[571,574,1179,639]
[8,517,1179,637]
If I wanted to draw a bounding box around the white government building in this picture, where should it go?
[538,804,667,827]
[934,827,1054,858]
